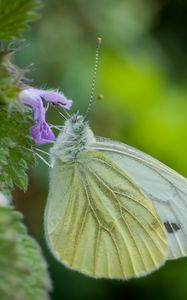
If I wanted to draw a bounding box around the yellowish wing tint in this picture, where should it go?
[93,137,187,260]
[45,151,168,279]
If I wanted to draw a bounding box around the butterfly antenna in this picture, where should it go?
[84,37,102,120]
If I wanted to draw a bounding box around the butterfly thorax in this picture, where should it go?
[50,114,95,165]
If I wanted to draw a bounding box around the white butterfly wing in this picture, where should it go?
[45,150,167,279]
[92,137,187,260]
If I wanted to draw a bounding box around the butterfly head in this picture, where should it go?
[50,112,95,163]
[70,113,86,134]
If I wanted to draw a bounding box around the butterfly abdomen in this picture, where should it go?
[50,114,96,164]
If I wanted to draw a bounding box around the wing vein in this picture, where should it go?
[84,166,137,274]
[84,163,165,271]
[89,157,166,247]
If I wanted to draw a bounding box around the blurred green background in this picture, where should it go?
[13,0,187,299]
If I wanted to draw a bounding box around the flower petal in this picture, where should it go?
[23,88,72,109]
[19,89,45,122]
[39,90,72,109]
[30,121,55,144]
[19,87,72,144]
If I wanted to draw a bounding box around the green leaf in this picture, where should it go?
[0,51,37,196]
[0,108,36,194]
[0,0,42,41]
[0,205,52,300]
[0,49,29,105]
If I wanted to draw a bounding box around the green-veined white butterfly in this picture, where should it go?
[44,38,187,279]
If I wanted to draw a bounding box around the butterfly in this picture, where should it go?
[44,39,187,279]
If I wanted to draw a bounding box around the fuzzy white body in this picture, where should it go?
[50,116,95,166]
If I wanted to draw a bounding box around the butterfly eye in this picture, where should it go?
[73,122,82,133]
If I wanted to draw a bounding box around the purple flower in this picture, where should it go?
[23,88,72,109]
[19,87,72,144]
